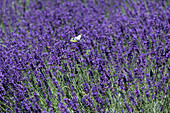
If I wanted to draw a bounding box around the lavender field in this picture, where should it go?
[0,0,169,113]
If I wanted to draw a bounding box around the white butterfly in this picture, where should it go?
[75,34,82,40]
[70,34,82,42]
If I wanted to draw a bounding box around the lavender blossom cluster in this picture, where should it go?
[0,0,169,113]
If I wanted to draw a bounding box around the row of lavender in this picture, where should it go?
[0,0,169,112]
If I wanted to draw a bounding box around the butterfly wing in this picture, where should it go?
[70,37,77,42]
[70,40,78,42]
[75,34,82,40]
[70,34,82,42]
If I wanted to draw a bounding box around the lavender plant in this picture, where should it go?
[0,0,169,113]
